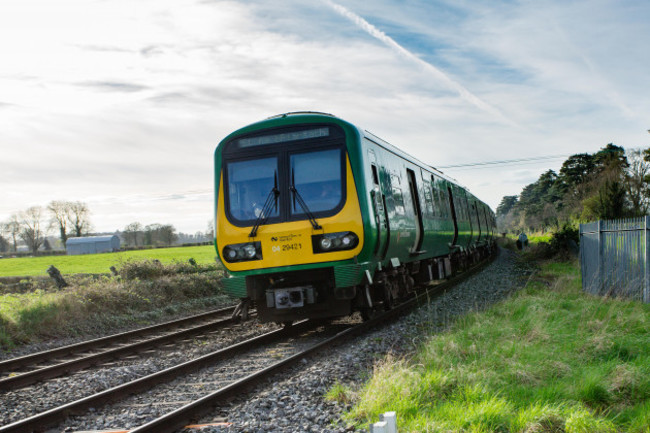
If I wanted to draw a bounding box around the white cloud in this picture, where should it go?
[1,0,649,232]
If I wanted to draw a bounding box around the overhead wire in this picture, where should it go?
[436,154,570,170]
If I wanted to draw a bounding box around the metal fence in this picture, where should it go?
[580,217,650,303]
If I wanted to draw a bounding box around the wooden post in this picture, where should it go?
[47,265,68,289]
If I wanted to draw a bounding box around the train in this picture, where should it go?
[214,112,497,324]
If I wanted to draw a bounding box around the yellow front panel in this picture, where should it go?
[216,156,364,272]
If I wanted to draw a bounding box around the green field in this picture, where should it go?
[0,245,219,277]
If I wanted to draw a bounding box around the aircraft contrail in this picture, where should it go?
[323,0,515,125]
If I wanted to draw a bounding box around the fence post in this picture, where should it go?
[598,220,604,295]
[579,223,583,292]
[645,216,650,303]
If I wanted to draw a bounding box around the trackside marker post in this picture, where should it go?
[383,411,397,433]
[369,411,397,432]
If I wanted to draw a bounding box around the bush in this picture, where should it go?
[118,259,219,280]
[550,224,580,257]
[1,259,227,349]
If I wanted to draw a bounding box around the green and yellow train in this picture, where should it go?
[214,112,496,323]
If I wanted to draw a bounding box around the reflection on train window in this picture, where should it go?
[227,157,279,222]
[423,186,434,217]
[392,187,405,215]
[290,149,343,215]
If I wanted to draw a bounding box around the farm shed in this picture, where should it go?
[66,235,120,255]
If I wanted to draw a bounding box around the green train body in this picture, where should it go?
[214,112,496,323]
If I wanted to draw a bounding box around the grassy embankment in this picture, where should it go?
[334,248,650,432]
[0,246,230,350]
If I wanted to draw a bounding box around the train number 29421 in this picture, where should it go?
[272,243,302,252]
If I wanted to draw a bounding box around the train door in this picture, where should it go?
[473,202,482,243]
[406,168,424,253]
[368,149,388,259]
[447,185,459,247]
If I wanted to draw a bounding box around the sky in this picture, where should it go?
[1,0,649,234]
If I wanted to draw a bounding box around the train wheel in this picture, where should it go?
[383,281,395,310]
[360,284,379,321]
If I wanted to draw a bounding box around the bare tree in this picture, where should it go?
[48,200,71,247]
[625,149,650,216]
[206,219,215,240]
[159,224,178,246]
[20,206,46,255]
[68,201,92,237]
[144,223,162,246]
[4,214,22,252]
[0,221,9,253]
[0,234,8,253]
[123,222,143,246]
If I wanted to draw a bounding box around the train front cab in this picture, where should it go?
[215,118,372,323]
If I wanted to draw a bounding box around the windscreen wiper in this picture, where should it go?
[249,172,279,238]
[291,169,322,230]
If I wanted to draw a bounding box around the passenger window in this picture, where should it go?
[371,165,379,185]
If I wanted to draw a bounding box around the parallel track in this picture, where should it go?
[0,305,242,391]
[0,255,495,433]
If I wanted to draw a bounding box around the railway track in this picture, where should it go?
[0,256,494,433]
[0,305,244,391]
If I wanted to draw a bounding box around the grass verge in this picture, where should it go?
[0,260,230,351]
[0,245,218,277]
[341,260,650,432]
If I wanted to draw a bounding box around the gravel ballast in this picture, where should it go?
[0,249,531,432]
[190,249,531,433]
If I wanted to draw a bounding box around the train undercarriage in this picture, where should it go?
[233,241,497,324]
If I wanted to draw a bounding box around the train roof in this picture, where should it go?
[221,112,483,204]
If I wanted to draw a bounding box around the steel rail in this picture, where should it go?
[0,254,496,433]
[0,321,314,433]
[0,312,252,391]
[130,256,497,433]
[0,306,237,374]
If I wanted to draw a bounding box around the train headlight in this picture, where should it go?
[222,241,262,263]
[226,248,238,260]
[243,244,257,258]
[320,237,332,250]
[312,232,359,254]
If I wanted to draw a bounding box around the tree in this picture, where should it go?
[144,223,162,246]
[4,215,21,252]
[68,201,92,237]
[583,179,628,220]
[206,220,215,240]
[48,200,71,247]
[559,153,596,188]
[159,224,178,246]
[624,149,650,216]
[123,222,143,247]
[594,143,628,173]
[496,196,518,218]
[20,206,46,255]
